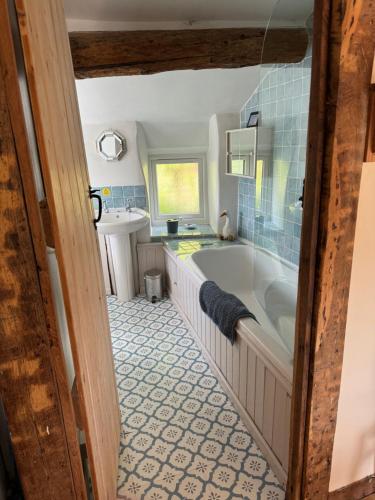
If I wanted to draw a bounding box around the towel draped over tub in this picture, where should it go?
[199,280,258,344]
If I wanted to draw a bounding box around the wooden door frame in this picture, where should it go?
[288,0,375,498]
[1,0,374,497]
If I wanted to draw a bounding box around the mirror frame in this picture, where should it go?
[96,130,127,161]
[226,128,257,178]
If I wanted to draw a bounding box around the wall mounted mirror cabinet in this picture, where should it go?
[226,128,256,177]
[226,127,272,178]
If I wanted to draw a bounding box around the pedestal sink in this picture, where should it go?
[97,209,149,301]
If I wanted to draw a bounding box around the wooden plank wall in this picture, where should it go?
[14,0,120,497]
[0,25,84,499]
[164,248,292,484]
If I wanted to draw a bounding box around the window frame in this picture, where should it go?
[149,154,207,225]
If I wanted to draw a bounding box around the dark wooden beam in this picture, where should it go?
[328,475,375,500]
[69,27,309,79]
[289,0,375,498]
[365,56,375,162]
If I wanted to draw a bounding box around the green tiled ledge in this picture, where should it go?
[164,237,240,260]
[150,223,216,242]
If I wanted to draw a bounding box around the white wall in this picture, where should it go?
[75,67,261,206]
[75,68,259,150]
[208,115,220,232]
[81,121,146,187]
[143,122,208,152]
[136,122,149,192]
[207,113,239,234]
[75,68,260,227]
[329,162,375,491]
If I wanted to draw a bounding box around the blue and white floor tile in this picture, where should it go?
[108,296,285,500]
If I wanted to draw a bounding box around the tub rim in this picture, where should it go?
[185,244,294,384]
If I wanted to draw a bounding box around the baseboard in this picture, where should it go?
[169,293,288,487]
[329,475,375,500]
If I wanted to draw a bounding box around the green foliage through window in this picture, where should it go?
[156,162,200,215]
[231,159,246,175]
[255,160,264,211]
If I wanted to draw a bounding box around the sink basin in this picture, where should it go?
[97,208,149,235]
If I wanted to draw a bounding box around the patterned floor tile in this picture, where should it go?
[109,296,285,499]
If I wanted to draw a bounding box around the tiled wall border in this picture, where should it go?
[92,185,148,210]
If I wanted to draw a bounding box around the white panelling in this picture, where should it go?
[263,369,276,446]
[137,243,166,294]
[255,357,265,431]
[98,233,112,295]
[220,333,227,378]
[246,347,256,419]
[226,338,233,387]
[164,246,293,481]
[238,337,248,407]
[272,380,288,469]
[232,339,240,397]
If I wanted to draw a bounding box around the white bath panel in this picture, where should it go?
[164,245,293,486]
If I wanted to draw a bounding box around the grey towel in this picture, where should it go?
[199,281,258,345]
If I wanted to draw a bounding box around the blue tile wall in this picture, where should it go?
[91,185,148,211]
[238,37,312,266]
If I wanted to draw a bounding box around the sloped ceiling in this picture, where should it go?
[65,0,313,30]
[76,67,259,149]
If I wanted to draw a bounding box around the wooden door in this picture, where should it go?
[0,19,85,498]
[14,0,120,498]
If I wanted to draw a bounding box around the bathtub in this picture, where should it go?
[187,244,297,370]
[164,241,296,483]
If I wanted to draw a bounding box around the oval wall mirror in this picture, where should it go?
[96,130,127,161]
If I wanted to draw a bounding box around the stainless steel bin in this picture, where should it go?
[144,270,163,303]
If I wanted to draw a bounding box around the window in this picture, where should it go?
[254,156,272,216]
[149,156,206,223]
[230,157,251,176]
[255,159,264,211]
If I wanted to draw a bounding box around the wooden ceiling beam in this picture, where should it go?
[69,27,309,79]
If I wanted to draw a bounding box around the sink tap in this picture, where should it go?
[103,200,109,213]
[126,199,132,212]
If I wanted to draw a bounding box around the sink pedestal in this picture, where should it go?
[96,209,149,302]
[109,233,134,302]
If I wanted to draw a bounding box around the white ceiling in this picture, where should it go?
[72,0,313,148]
[76,67,260,148]
[65,0,313,30]
[76,68,259,124]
